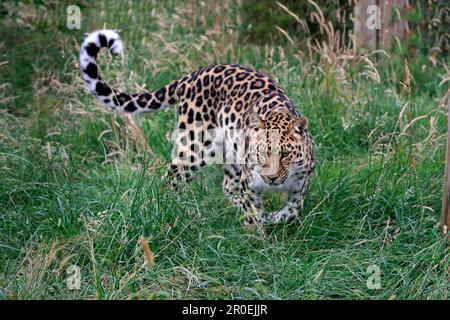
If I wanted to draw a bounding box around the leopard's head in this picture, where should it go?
[247,110,314,185]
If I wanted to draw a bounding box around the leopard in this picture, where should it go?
[79,29,315,226]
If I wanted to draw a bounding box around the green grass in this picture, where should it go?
[0,1,448,299]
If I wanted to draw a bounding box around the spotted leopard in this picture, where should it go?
[79,29,315,225]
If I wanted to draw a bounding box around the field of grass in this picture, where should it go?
[0,1,449,299]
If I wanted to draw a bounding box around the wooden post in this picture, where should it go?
[353,0,378,51]
[379,0,408,48]
[442,91,450,237]
[353,0,409,50]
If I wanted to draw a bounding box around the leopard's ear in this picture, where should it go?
[249,112,265,129]
[295,116,308,130]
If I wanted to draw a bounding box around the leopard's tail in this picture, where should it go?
[80,29,180,114]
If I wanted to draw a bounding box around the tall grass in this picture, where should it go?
[0,1,448,299]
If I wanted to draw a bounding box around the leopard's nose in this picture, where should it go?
[262,175,278,184]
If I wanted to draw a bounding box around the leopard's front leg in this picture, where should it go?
[239,188,265,226]
[268,174,312,224]
[232,190,265,226]
[269,191,302,224]
[232,180,265,226]
[223,165,264,226]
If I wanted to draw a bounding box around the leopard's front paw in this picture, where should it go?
[268,207,298,225]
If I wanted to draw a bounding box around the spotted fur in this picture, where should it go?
[80,29,315,226]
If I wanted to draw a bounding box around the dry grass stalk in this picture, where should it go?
[140,236,155,267]
[122,113,159,160]
[276,1,309,33]
[276,26,294,46]
[401,58,411,93]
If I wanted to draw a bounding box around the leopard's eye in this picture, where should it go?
[281,151,290,158]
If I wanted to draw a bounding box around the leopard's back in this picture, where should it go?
[176,64,297,131]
